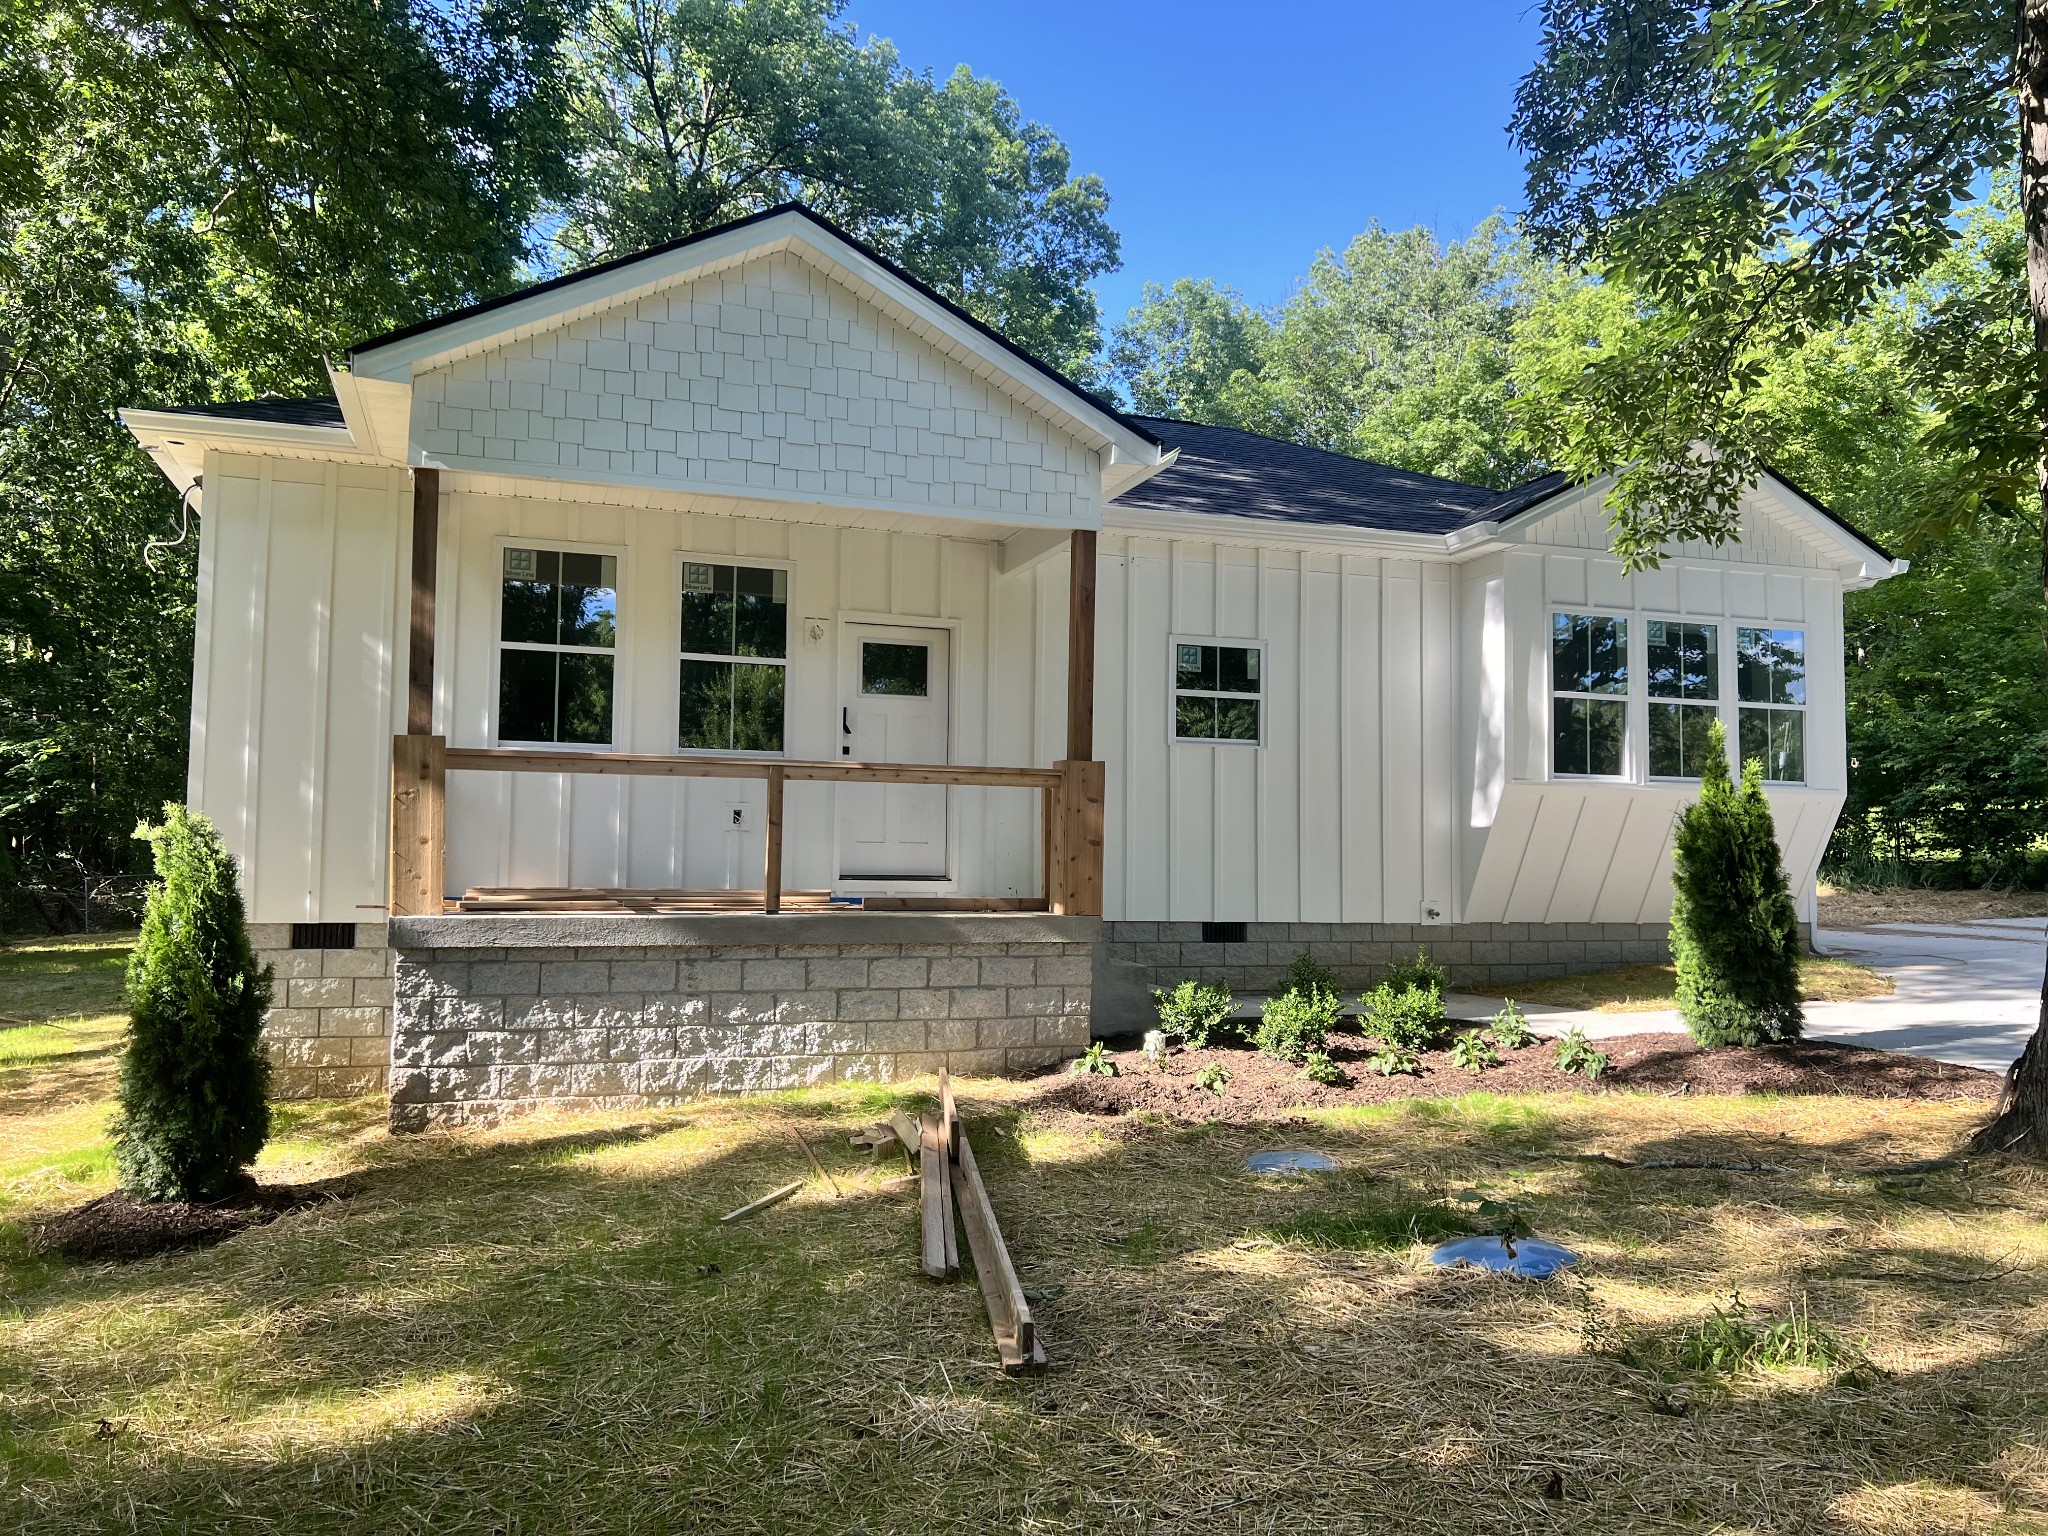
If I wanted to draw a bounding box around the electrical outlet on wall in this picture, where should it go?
[729,804,751,832]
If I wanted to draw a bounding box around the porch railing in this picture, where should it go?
[386,737,1105,919]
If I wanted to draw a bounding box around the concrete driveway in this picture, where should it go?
[1448,918,2043,1074]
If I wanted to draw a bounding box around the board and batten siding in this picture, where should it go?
[436,485,1061,901]
[186,451,412,923]
[1460,481,1852,926]
[1096,534,1458,927]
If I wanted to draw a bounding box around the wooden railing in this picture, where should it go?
[387,737,1104,919]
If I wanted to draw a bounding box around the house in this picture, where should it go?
[121,204,1902,1127]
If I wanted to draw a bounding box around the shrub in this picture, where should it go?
[1448,1030,1500,1074]
[1255,985,1339,1063]
[1553,1025,1609,1080]
[1194,1062,1231,1095]
[1367,1044,1420,1077]
[1069,1042,1116,1076]
[1380,948,1448,994]
[1358,981,1448,1051]
[1302,1050,1346,1086]
[114,805,273,1202]
[1153,979,1236,1048]
[1670,720,1804,1047]
[1488,1000,1536,1049]
[1278,946,1339,1000]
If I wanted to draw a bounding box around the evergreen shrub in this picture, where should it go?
[1380,948,1448,993]
[1670,722,1805,1046]
[1153,979,1236,1047]
[1359,981,1448,1051]
[1255,985,1339,1063]
[1277,947,1339,999]
[114,805,273,1201]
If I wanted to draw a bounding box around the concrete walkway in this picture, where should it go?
[1450,919,2043,1074]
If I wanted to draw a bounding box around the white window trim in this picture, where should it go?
[1168,633,1266,747]
[1735,625,1810,785]
[1549,610,1632,781]
[1643,615,1724,784]
[673,551,795,759]
[491,535,627,751]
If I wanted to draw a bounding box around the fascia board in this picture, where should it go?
[121,408,364,492]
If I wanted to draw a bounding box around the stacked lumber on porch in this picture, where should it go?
[919,1070,1044,1373]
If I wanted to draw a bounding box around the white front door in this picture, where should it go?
[837,625,950,880]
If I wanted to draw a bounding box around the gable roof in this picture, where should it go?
[347,201,1163,458]
[1109,417,1548,535]
[139,395,348,430]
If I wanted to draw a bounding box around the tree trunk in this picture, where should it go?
[1969,0,2048,1155]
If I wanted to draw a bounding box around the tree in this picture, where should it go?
[1107,218,1556,489]
[1105,277,1270,422]
[557,0,1120,378]
[1670,721,1805,1046]
[0,0,574,904]
[115,805,272,1202]
[1510,0,2048,1152]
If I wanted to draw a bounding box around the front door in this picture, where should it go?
[837,625,950,880]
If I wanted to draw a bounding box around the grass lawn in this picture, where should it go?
[4,939,2047,1533]
[1496,955,1894,1014]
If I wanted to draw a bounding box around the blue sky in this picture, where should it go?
[843,1,1546,329]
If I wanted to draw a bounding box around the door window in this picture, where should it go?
[861,642,929,697]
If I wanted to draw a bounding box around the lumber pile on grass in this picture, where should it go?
[919,1070,1044,1373]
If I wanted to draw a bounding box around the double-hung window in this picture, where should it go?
[1647,620,1719,778]
[1737,627,1806,782]
[1551,613,1627,776]
[498,547,617,745]
[679,562,787,753]
[1173,642,1262,742]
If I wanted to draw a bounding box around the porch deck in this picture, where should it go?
[448,887,1051,914]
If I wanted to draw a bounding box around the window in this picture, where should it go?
[1647,619,1719,778]
[1173,642,1261,742]
[499,547,617,745]
[1552,613,1627,776]
[679,561,787,753]
[861,642,928,696]
[1737,627,1806,782]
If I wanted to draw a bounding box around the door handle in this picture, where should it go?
[842,706,851,756]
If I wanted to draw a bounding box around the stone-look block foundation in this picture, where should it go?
[386,912,1098,1131]
[247,922,394,1098]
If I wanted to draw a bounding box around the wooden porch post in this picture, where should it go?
[390,467,445,915]
[763,765,785,914]
[1051,528,1104,915]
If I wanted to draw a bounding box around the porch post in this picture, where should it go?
[1065,528,1096,760]
[391,466,445,915]
[407,467,440,736]
[1052,528,1104,916]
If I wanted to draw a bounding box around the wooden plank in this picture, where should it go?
[718,1181,803,1224]
[406,467,439,735]
[387,733,445,916]
[938,1067,960,1160]
[1066,528,1097,760]
[443,746,1059,790]
[1041,782,1056,908]
[858,896,1049,912]
[763,765,785,914]
[1052,759,1105,917]
[950,1125,1041,1373]
[919,1112,957,1280]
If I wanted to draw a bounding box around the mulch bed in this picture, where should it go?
[29,1176,358,1264]
[1035,1030,2004,1125]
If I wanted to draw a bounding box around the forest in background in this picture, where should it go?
[1,0,2039,928]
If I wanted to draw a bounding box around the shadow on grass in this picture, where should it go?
[0,1085,2039,1534]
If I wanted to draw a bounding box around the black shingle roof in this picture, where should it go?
[143,396,347,430]
[1114,417,1555,535]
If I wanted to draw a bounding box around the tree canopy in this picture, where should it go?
[555,0,1119,378]
[1107,218,1556,489]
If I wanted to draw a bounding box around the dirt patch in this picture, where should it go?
[1819,885,2048,928]
[1035,1031,2003,1125]
[29,1176,358,1264]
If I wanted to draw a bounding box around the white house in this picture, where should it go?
[122,205,1901,1125]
